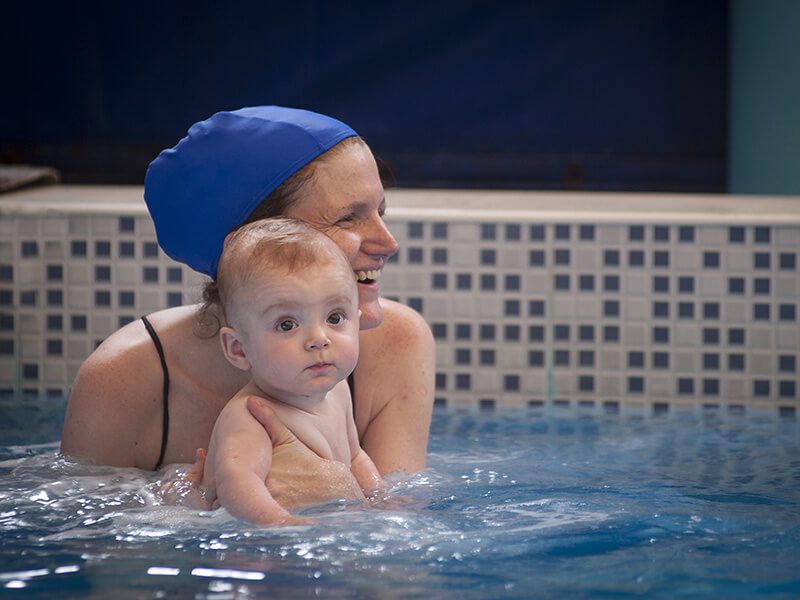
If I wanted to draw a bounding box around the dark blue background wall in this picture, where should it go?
[1,0,728,191]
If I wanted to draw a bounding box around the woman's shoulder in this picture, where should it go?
[365,298,433,348]
[61,305,201,467]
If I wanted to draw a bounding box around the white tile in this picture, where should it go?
[626,298,648,320]
[91,216,116,235]
[674,248,699,271]
[750,328,773,349]
[20,313,41,334]
[18,263,41,284]
[425,297,451,318]
[524,273,549,293]
[20,335,42,358]
[750,354,772,375]
[499,248,524,268]
[624,324,647,346]
[724,302,747,322]
[698,275,724,297]
[477,297,502,318]
[776,328,799,349]
[43,361,67,382]
[675,352,696,372]
[775,277,798,299]
[0,241,12,260]
[722,379,747,400]
[599,375,619,395]
[625,273,648,296]
[68,215,91,235]
[725,249,750,273]
[117,264,139,285]
[67,288,91,309]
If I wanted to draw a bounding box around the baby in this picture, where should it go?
[200,218,385,525]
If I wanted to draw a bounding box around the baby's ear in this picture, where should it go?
[219,326,251,371]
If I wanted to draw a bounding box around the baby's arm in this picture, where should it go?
[205,397,306,525]
[345,402,387,501]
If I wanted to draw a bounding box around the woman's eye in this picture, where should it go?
[277,320,296,332]
[327,312,344,325]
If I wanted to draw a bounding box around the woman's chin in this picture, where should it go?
[358,300,384,330]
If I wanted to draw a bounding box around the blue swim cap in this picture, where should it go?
[144,106,357,278]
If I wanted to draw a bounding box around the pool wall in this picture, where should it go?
[1,186,798,414]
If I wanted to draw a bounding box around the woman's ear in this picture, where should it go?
[219,326,251,371]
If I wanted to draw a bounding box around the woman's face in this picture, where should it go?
[285,142,399,330]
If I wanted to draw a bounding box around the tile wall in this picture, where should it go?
[1,187,798,414]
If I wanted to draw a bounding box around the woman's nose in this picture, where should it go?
[365,217,400,259]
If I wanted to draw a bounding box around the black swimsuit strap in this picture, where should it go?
[141,315,170,470]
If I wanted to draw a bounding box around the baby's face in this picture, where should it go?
[231,260,360,404]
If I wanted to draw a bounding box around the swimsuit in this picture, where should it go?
[141,316,170,470]
[142,315,359,471]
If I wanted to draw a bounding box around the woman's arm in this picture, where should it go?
[354,299,435,475]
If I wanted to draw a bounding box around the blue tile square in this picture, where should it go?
[505,224,521,241]
[480,249,496,265]
[529,224,545,241]
[578,375,594,392]
[554,324,570,341]
[779,381,796,398]
[603,300,620,317]
[143,266,159,283]
[167,267,183,283]
[753,253,771,269]
[677,378,694,394]
[528,325,545,342]
[119,241,135,258]
[778,355,795,372]
[728,328,745,345]
[480,324,496,340]
[754,227,771,244]
[408,222,423,239]
[579,325,595,341]
[653,251,670,268]
[652,352,670,368]
[431,323,447,339]
[654,226,670,242]
[0,265,12,282]
[95,265,111,282]
[628,376,645,393]
[529,250,546,266]
[0,314,13,331]
[703,302,720,319]
[431,273,448,289]
[554,350,570,366]
[629,250,645,267]
[728,354,745,370]
[167,292,183,308]
[653,301,669,318]
[432,222,448,239]
[455,323,472,340]
[481,273,497,291]
[579,225,595,240]
[95,241,111,257]
[47,339,63,356]
[431,248,448,264]
[603,325,620,342]
[504,324,521,341]
[703,353,720,370]
[728,226,745,243]
[46,289,63,307]
[679,226,695,242]
[71,315,87,331]
[71,240,87,257]
[555,224,571,240]
[23,363,39,379]
[603,275,619,291]
[628,225,645,241]
[779,253,796,270]
[579,275,595,291]
[455,373,471,390]
[407,247,423,263]
[653,327,670,344]
[703,251,720,268]
[604,249,620,266]
[554,274,570,291]
[456,273,472,290]
[528,350,544,367]
[728,277,745,294]
[554,249,571,265]
[702,327,720,344]
[753,380,770,396]
[46,314,62,331]
[47,264,63,281]
[678,302,695,319]
[143,242,159,258]
[653,276,670,293]
[504,274,520,291]
[119,216,135,232]
[481,223,496,240]
[579,351,595,367]
[753,278,770,295]
[0,339,14,355]
[753,304,770,320]
[628,351,645,368]
[529,300,545,316]
[779,304,796,321]
[678,276,694,293]
[480,349,496,365]
[455,348,471,365]
[21,241,39,257]
[702,379,719,396]
[504,299,521,316]
[20,290,37,306]
[94,291,111,307]
[119,291,135,307]
[504,375,521,391]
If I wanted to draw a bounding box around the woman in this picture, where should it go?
[60,106,435,504]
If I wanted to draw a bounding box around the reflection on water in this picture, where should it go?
[1,407,799,599]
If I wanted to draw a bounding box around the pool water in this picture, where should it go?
[1,399,799,599]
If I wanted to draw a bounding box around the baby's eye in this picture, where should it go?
[276,319,297,332]
[327,312,345,325]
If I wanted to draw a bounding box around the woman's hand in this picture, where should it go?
[246,396,365,509]
[158,448,214,509]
